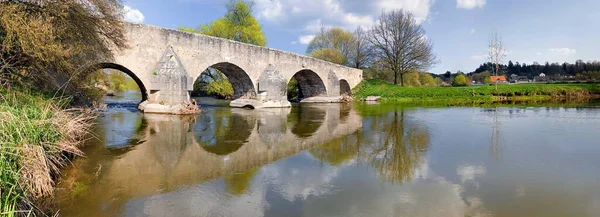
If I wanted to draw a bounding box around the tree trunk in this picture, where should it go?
[400,73,404,86]
[394,71,398,85]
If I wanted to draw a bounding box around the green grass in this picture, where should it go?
[0,86,93,215]
[353,80,600,105]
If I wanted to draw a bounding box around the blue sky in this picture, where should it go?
[122,0,600,74]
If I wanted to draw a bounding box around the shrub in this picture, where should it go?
[453,74,469,86]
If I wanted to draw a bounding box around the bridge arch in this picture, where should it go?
[197,62,257,100]
[340,79,352,96]
[289,69,327,100]
[81,62,149,102]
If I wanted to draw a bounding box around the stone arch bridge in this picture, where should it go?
[89,23,362,113]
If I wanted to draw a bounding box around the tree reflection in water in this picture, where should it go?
[368,109,429,184]
[287,105,326,138]
[223,167,259,195]
[310,108,430,184]
[195,109,255,155]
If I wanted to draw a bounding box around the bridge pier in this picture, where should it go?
[228,65,292,109]
[138,46,200,115]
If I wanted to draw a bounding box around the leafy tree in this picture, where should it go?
[181,0,266,46]
[404,72,421,86]
[0,0,126,103]
[307,26,374,68]
[193,68,234,99]
[471,70,490,83]
[433,77,443,86]
[368,10,436,86]
[363,59,394,82]
[177,26,196,33]
[419,73,435,86]
[309,48,346,65]
[443,71,453,83]
[307,27,354,65]
[181,0,266,98]
[206,79,234,99]
[286,77,299,101]
[108,70,127,92]
[125,78,139,91]
[453,73,468,86]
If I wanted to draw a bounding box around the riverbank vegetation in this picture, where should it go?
[0,0,126,105]
[1,0,126,215]
[353,80,600,105]
[0,87,94,215]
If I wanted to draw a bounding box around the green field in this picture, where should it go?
[353,80,600,105]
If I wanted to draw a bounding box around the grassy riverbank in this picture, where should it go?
[353,80,600,105]
[0,87,94,215]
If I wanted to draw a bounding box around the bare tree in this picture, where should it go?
[347,26,374,69]
[488,32,507,76]
[368,10,436,86]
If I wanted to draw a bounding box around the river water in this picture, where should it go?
[53,92,600,217]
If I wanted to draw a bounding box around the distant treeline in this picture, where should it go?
[469,60,600,79]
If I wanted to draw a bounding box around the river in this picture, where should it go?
[52,91,600,217]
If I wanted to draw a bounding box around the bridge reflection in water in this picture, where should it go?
[55,104,370,216]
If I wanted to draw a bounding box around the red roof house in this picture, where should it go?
[489,76,507,83]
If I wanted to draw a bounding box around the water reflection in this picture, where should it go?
[195,109,255,155]
[287,105,326,138]
[365,109,430,184]
[54,100,600,217]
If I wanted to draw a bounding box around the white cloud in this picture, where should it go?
[255,0,283,20]
[549,48,576,55]
[244,0,443,63]
[536,52,543,56]
[304,19,332,32]
[456,0,486,9]
[343,13,375,28]
[471,54,487,61]
[253,0,435,42]
[291,6,301,13]
[299,35,316,44]
[470,29,476,34]
[457,165,486,183]
[123,5,145,23]
[377,0,434,23]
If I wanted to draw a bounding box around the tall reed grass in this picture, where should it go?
[0,87,94,216]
